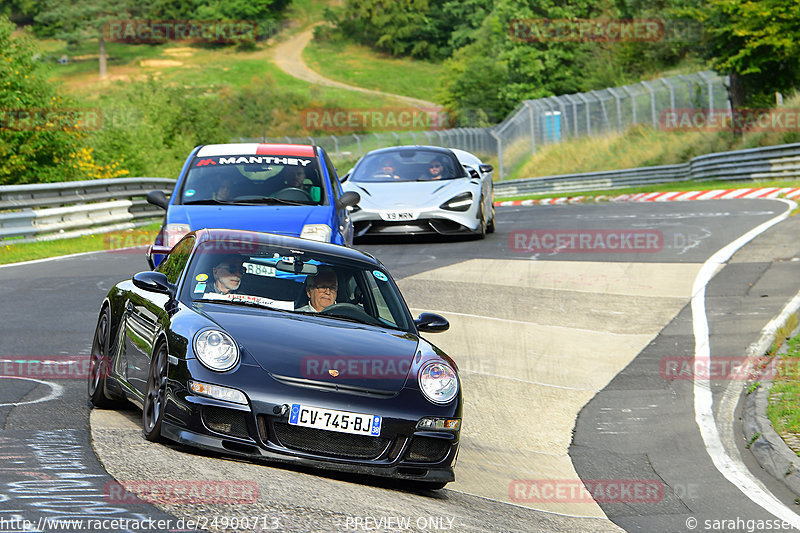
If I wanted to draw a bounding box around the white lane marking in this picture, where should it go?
[408,307,653,337]
[0,376,64,407]
[459,369,593,392]
[692,198,800,525]
[445,489,611,520]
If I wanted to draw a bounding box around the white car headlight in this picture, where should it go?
[194,330,239,372]
[440,192,473,212]
[301,224,332,242]
[418,362,458,404]
[163,223,191,247]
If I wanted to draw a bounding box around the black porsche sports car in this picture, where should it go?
[89,229,461,488]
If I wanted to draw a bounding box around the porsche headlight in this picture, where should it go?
[418,362,458,404]
[194,330,239,372]
[301,224,332,242]
[440,192,473,212]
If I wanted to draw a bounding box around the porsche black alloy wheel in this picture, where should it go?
[88,307,115,407]
[143,344,168,441]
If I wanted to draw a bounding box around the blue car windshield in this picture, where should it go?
[184,240,413,332]
[350,149,464,183]
[180,154,326,205]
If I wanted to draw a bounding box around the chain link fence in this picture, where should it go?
[240,70,729,180]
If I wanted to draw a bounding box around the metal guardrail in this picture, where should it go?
[0,178,175,243]
[494,142,800,197]
[3,142,799,243]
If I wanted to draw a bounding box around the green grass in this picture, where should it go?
[0,223,159,265]
[768,334,800,441]
[303,37,443,104]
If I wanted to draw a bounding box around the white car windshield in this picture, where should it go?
[350,149,464,182]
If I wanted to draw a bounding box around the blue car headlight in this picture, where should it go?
[301,224,332,242]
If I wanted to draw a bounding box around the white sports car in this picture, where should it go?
[341,146,496,239]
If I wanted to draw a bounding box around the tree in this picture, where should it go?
[35,0,143,78]
[0,15,82,184]
[687,0,800,108]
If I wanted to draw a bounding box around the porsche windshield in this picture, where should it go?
[180,154,326,205]
[184,240,413,332]
[350,149,465,183]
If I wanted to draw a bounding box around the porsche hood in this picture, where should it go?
[200,306,420,392]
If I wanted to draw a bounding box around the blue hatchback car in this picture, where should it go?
[146,143,360,268]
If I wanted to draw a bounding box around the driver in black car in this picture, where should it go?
[296,266,338,312]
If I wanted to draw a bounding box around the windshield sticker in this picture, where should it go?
[184,189,196,197]
[244,262,276,277]
[217,156,312,166]
[373,270,388,282]
[200,292,294,311]
[194,282,207,293]
[195,273,208,282]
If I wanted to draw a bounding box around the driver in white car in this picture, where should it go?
[296,266,338,312]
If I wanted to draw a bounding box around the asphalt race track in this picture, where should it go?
[2,199,800,532]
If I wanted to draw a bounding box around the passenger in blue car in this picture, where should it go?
[296,266,338,312]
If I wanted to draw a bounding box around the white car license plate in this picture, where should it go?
[380,210,416,221]
[288,404,382,437]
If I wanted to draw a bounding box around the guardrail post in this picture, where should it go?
[576,93,592,135]
[621,86,637,124]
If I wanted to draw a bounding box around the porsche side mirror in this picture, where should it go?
[479,164,494,174]
[146,190,169,210]
[132,271,174,296]
[336,191,360,210]
[414,312,449,333]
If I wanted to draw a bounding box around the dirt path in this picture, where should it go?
[272,26,439,109]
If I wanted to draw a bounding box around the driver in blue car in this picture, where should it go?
[296,266,338,312]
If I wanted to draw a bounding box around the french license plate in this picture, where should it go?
[381,211,415,221]
[288,404,382,437]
